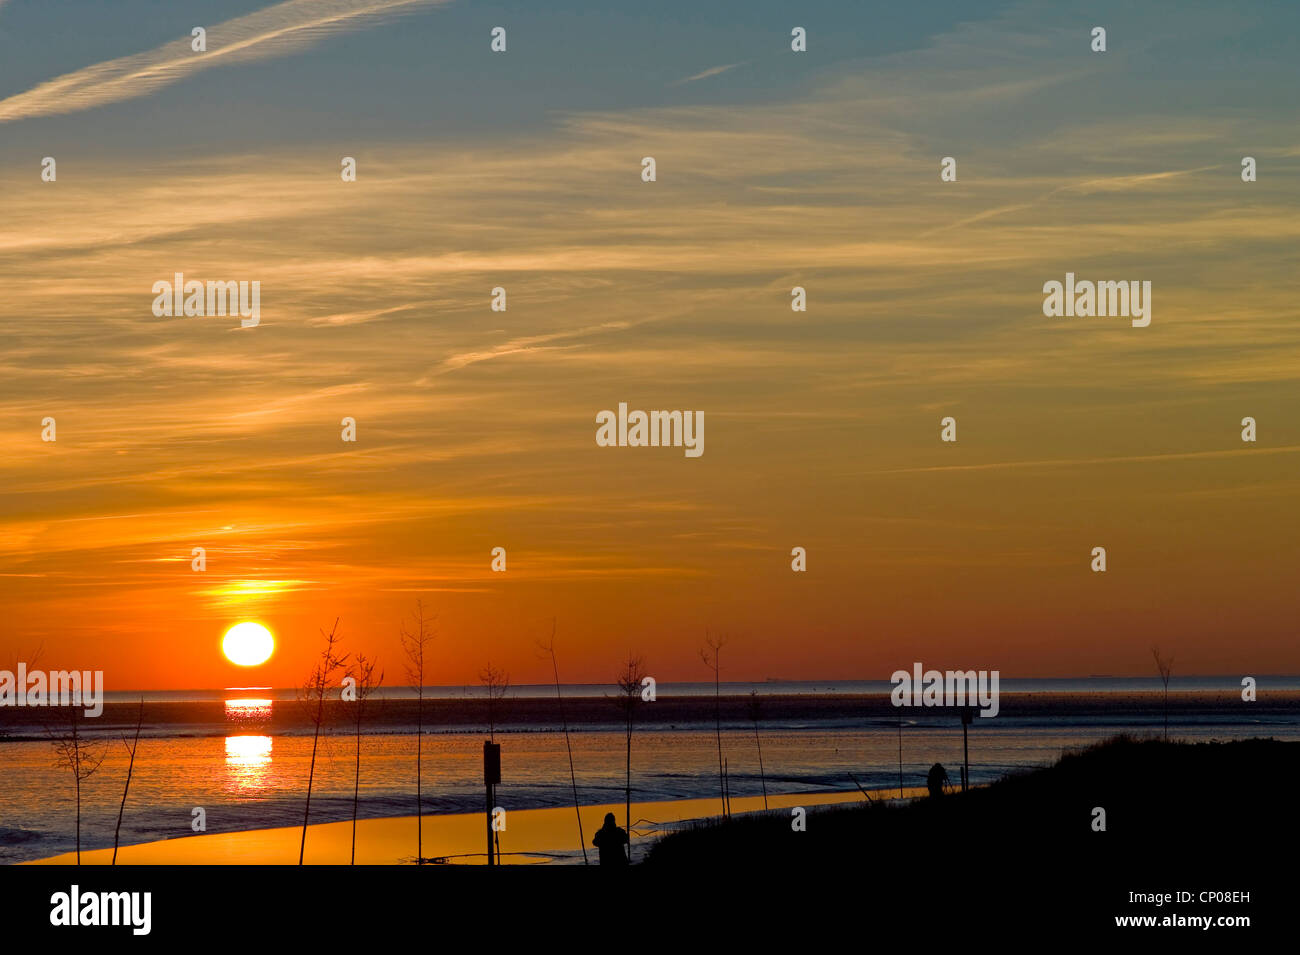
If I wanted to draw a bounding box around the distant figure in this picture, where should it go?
[592,812,629,865]
[927,762,949,798]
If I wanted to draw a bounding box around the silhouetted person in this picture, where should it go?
[592,812,629,865]
[927,762,949,798]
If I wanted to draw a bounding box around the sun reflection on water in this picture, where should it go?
[225,695,273,787]
[225,734,272,765]
[224,698,272,722]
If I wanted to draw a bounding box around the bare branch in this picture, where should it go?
[479,662,511,740]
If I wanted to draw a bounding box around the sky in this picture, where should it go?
[0,0,1297,689]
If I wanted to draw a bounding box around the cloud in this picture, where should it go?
[0,0,448,124]
[420,321,636,381]
[856,446,1300,478]
[671,62,743,86]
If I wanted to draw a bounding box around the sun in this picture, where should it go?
[222,622,275,666]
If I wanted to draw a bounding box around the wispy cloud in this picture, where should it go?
[421,321,636,381]
[671,62,743,86]
[856,446,1300,478]
[0,0,448,123]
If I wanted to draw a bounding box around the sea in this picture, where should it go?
[2,677,1297,864]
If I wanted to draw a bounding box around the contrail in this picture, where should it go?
[0,0,449,123]
[671,62,743,86]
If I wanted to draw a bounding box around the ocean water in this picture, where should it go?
[2,679,1297,864]
[87,675,1300,702]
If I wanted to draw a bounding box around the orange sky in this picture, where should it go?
[2,2,1298,688]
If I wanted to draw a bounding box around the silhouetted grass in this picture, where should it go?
[644,736,1298,873]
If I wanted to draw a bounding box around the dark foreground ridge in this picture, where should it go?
[640,734,1289,931]
[644,736,1297,869]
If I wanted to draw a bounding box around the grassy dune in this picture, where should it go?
[644,736,1299,873]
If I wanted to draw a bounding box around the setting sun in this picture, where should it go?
[222,622,275,667]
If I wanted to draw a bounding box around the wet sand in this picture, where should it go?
[26,788,903,865]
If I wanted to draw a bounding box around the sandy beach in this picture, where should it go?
[26,789,900,866]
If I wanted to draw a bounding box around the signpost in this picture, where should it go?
[959,705,975,792]
[484,741,500,866]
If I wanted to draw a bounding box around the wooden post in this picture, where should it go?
[485,783,494,866]
[960,706,974,793]
[897,713,904,798]
[484,741,501,866]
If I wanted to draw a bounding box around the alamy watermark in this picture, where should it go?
[1042,272,1151,327]
[0,664,104,717]
[890,663,1000,718]
[152,272,260,327]
[50,885,151,935]
[595,402,704,458]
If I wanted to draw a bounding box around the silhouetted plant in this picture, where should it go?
[1151,645,1174,740]
[746,690,768,811]
[112,697,145,865]
[349,654,382,865]
[48,704,105,864]
[614,653,647,860]
[400,600,436,863]
[700,632,729,818]
[298,619,348,865]
[479,662,510,740]
[538,623,588,864]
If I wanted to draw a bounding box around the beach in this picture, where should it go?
[26,790,880,865]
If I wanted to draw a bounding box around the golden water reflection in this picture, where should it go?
[224,698,272,722]
[225,734,272,765]
[225,697,273,787]
[225,734,273,787]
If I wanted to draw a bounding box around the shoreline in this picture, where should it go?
[24,788,898,866]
